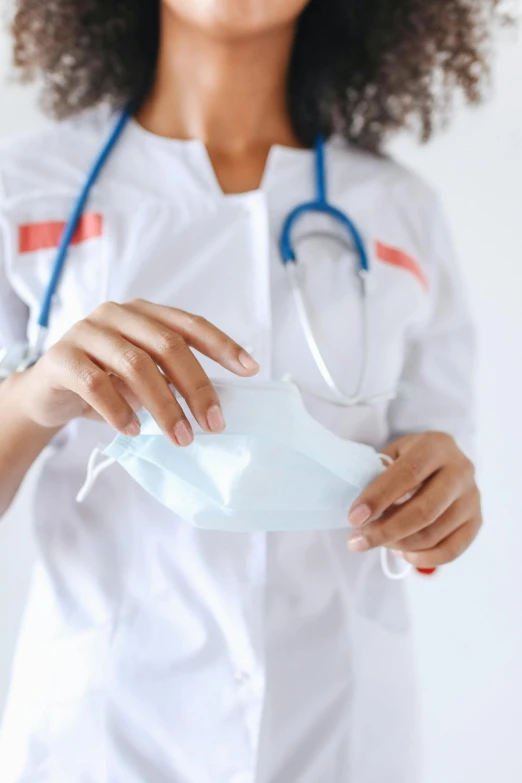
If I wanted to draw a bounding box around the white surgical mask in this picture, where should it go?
[77,380,411,580]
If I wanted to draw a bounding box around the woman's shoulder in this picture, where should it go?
[0,106,118,203]
[328,136,448,260]
[329,135,439,209]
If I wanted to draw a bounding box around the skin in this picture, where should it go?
[137,0,305,192]
[0,0,482,567]
[348,434,481,569]
[0,303,259,514]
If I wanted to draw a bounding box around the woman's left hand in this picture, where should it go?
[347,432,482,568]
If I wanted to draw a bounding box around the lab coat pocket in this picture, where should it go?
[4,198,110,348]
[348,602,419,780]
[350,548,412,635]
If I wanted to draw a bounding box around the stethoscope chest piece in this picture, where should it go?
[0,113,395,409]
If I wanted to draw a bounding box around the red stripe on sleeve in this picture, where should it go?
[19,213,103,254]
[375,240,428,291]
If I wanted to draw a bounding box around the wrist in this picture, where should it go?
[0,369,60,437]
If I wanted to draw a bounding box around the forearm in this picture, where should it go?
[0,372,59,518]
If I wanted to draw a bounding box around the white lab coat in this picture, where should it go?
[0,108,474,783]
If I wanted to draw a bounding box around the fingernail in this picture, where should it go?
[124,418,141,437]
[206,404,225,433]
[347,535,370,553]
[349,504,372,527]
[174,420,193,447]
[395,491,414,505]
[238,350,259,372]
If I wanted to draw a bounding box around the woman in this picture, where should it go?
[0,0,492,780]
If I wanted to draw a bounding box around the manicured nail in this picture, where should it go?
[349,504,372,527]
[238,350,259,372]
[206,404,225,433]
[347,535,370,553]
[124,418,141,437]
[174,420,193,447]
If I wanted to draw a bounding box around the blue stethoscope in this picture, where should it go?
[0,109,393,406]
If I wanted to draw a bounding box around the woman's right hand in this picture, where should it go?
[18,299,259,446]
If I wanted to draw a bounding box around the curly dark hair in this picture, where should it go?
[10,0,503,151]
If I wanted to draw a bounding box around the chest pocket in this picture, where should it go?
[271,217,430,443]
[5,196,110,348]
[275,220,427,389]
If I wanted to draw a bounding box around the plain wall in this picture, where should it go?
[390,29,522,783]
[0,22,521,783]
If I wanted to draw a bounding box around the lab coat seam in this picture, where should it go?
[0,175,179,217]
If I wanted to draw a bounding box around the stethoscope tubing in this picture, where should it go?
[37,109,133,332]
[11,108,382,407]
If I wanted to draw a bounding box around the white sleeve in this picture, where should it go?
[387,193,476,457]
[0,210,29,348]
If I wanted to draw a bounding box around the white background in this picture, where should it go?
[0,20,521,783]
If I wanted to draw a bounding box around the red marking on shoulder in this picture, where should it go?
[19,213,103,254]
[375,240,428,291]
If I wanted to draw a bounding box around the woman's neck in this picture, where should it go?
[137,6,301,163]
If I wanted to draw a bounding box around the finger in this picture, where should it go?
[392,488,480,553]
[348,468,463,551]
[111,376,143,414]
[124,300,260,376]
[348,434,453,527]
[401,517,482,568]
[379,440,401,461]
[86,306,223,432]
[71,322,193,446]
[52,344,141,436]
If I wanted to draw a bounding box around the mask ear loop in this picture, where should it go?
[378,452,413,581]
[76,447,115,503]
[380,548,413,581]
